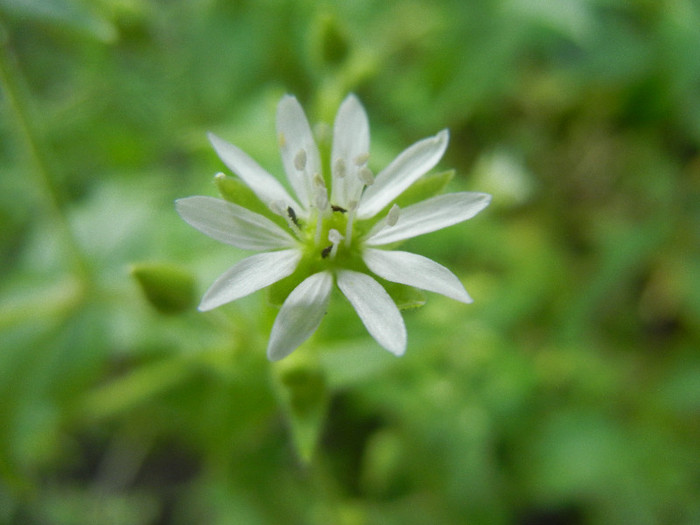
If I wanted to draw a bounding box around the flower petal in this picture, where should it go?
[199,250,301,311]
[363,248,472,303]
[176,196,295,250]
[365,192,491,246]
[267,271,333,361]
[276,95,321,211]
[208,132,299,211]
[336,270,406,356]
[357,130,449,219]
[331,94,370,208]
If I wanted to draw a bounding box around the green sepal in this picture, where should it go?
[130,262,197,314]
[382,281,426,310]
[214,173,281,223]
[267,267,306,307]
[394,169,454,209]
[272,352,329,463]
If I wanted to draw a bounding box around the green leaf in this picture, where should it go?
[130,262,197,315]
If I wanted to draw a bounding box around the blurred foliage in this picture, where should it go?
[1,0,699,523]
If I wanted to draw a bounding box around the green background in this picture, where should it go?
[1,1,699,523]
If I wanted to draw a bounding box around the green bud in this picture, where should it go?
[130,262,197,314]
[310,13,350,68]
[273,352,329,463]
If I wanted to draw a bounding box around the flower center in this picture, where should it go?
[271,148,402,272]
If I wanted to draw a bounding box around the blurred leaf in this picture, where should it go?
[0,0,117,42]
[80,357,193,420]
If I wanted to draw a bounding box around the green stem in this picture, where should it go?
[0,23,91,284]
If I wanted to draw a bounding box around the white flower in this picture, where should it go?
[176,94,491,361]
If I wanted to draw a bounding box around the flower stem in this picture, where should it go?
[0,25,91,284]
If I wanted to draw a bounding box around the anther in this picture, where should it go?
[358,167,375,186]
[270,200,302,236]
[278,132,286,148]
[331,205,347,213]
[386,203,400,227]
[334,158,347,178]
[354,152,370,166]
[294,149,307,171]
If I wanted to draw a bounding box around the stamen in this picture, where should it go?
[386,203,400,227]
[334,158,346,179]
[294,149,307,171]
[331,205,347,213]
[327,229,344,259]
[354,152,370,166]
[315,189,328,211]
[344,200,358,248]
[358,167,375,186]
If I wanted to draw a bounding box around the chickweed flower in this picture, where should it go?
[176,94,491,360]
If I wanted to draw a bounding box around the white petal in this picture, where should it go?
[363,248,472,303]
[176,196,295,250]
[365,192,491,246]
[331,94,370,208]
[336,270,406,356]
[199,250,301,311]
[357,130,449,219]
[267,272,333,361]
[208,132,299,211]
[276,95,321,210]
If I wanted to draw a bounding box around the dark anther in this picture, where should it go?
[287,206,300,227]
[321,245,333,258]
[331,205,347,213]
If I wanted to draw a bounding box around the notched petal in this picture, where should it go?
[276,95,321,209]
[267,272,333,361]
[176,196,295,251]
[365,192,491,246]
[363,248,472,303]
[357,130,449,220]
[199,250,302,311]
[337,270,406,356]
[208,132,299,211]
